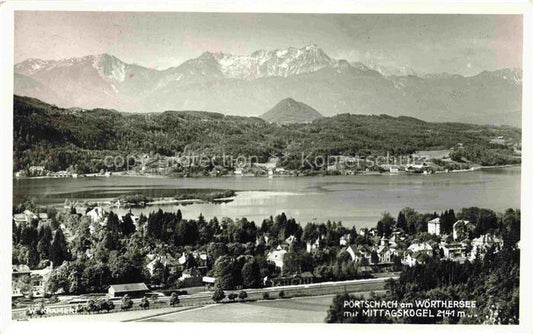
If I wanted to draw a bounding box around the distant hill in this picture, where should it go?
[13,95,521,173]
[261,98,323,124]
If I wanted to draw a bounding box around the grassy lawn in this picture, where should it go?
[143,290,385,323]
[143,295,335,323]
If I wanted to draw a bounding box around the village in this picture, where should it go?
[11,200,507,320]
[12,134,521,180]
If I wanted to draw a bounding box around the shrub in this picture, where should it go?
[212,287,225,303]
[121,294,133,311]
[238,291,248,301]
[262,292,270,300]
[228,293,238,302]
[169,292,180,306]
[278,290,285,299]
[139,296,150,309]
[99,299,115,312]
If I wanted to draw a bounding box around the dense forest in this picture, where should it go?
[14,95,520,174]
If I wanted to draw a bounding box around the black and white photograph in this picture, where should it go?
[1,1,532,332]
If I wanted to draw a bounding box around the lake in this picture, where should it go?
[13,167,521,229]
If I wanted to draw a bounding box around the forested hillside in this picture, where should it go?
[13,95,521,174]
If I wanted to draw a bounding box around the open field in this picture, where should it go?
[143,295,336,323]
[142,291,385,323]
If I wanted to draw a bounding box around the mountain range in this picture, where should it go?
[14,44,522,126]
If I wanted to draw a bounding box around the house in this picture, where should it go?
[202,276,216,288]
[256,235,269,246]
[108,283,150,298]
[178,268,203,287]
[29,166,45,175]
[345,245,358,262]
[24,210,38,221]
[285,235,297,245]
[469,234,504,261]
[234,168,243,176]
[326,165,338,172]
[13,263,55,298]
[30,263,54,297]
[12,265,31,298]
[267,247,287,271]
[376,236,398,263]
[13,213,29,226]
[439,242,467,263]
[86,207,106,224]
[339,234,349,246]
[427,217,441,235]
[38,213,52,225]
[13,210,39,226]
[270,272,315,286]
[146,254,179,276]
[344,244,372,263]
[403,242,433,267]
[389,165,400,173]
[405,163,428,173]
[196,252,209,267]
[490,136,506,145]
[453,220,472,240]
[306,238,320,253]
[389,228,405,246]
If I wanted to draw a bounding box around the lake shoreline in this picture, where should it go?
[13,163,521,181]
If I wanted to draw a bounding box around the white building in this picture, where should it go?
[439,241,467,262]
[403,242,433,267]
[267,246,287,271]
[469,234,504,261]
[427,217,441,235]
[86,207,106,224]
[306,238,320,253]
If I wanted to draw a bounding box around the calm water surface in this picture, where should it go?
[13,167,521,228]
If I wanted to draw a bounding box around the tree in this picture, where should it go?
[212,256,236,289]
[278,290,285,299]
[121,294,133,310]
[212,287,225,303]
[370,250,379,264]
[121,214,136,236]
[238,290,248,301]
[379,212,394,237]
[106,211,121,233]
[27,242,40,268]
[99,299,115,312]
[241,258,261,288]
[50,228,69,267]
[139,296,150,309]
[37,225,53,261]
[169,292,180,306]
[396,211,407,232]
[228,293,238,302]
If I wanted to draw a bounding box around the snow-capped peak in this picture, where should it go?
[191,44,336,80]
[14,58,52,75]
[91,54,126,82]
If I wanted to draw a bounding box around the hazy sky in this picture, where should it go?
[15,12,522,76]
